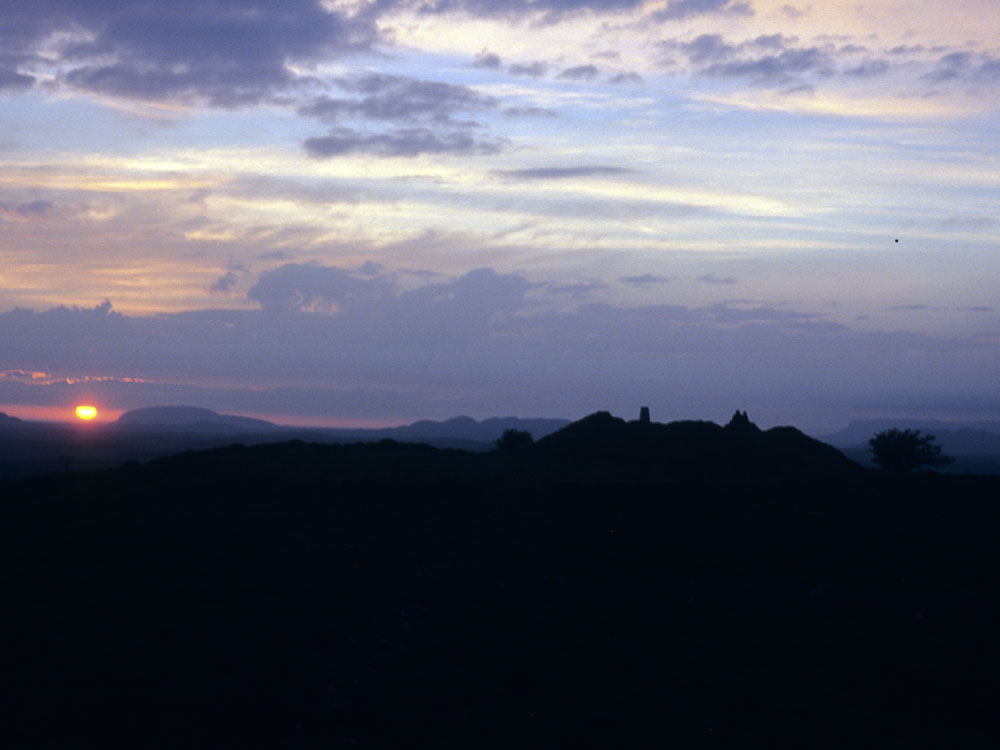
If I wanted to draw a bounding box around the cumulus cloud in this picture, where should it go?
[247,262,394,314]
[300,74,496,125]
[558,64,600,81]
[978,57,1000,80]
[472,51,503,69]
[209,265,250,296]
[7,0,371,105]
[703,46,831,84]
[677,34,734,64]
[299,73,502,158]
[924,52,972,83]
[655,0,753,21]
[509,61,549,77]
[845,59,890,78]
[608,71,643,84]
[664,32,911,88]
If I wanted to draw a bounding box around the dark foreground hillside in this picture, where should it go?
[2,415,999,748]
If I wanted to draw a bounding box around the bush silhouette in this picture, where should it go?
[868,428,952,473]
[496,428,533,453]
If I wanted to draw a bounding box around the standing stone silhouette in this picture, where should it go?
[639,406,650,424]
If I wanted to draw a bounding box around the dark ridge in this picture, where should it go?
[3,416,999,747]
[537,409,862,480]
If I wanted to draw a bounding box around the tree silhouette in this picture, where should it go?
[868,428,952,473]
[496,429,533,454]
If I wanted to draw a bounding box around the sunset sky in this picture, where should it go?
[1,0,998,431]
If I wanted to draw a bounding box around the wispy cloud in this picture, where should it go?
[493,166,635,179]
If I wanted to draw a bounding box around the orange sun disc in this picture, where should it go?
[75,405,98,420]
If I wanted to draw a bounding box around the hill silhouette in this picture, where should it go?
[538,410,862,480]
[2,410,999,747]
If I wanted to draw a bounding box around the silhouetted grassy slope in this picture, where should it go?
[2,418,999,748]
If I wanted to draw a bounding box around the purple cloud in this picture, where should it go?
[558,64,600,81]
[656,0,753,21]
[5,0,370,105]
[509,61,549,77]
[304,127,504,157]
[493,166,634,179]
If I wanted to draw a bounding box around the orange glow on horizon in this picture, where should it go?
[0,404,123,423]
[75,405,98,421]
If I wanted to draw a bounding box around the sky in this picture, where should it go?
[1,0,998,433]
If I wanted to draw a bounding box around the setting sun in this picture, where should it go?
[75,405,98,421]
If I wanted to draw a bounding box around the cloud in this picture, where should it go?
[845,59,890,78]
[509,61,549,77]
[209,266,249,295]
[937,216,995,232]
[619,274,671,286]
[696,274,738,285]
[405,0,649,19]
[558,64,600,81]
[608,71,643,84]
[780,4,807,19]
[0,67,34,91]
[666,32,910,89]
[504,106,558,117]
[299,73,501,158]
[472,51,503,69]
[2,265,998,429]
[977,57,1000,80]
[300,74,496,125]
[304,127,504,157]
[19,0,372,106]
[703,46,831,84]
[923,52,972,83]
[655,0,753,21]
[548,281,608,295]
[493,166,635,179]
[0,200,54,219]
[247,262,394,314]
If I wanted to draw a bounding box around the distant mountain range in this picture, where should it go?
[112,405,570,444]
[116,405,279,432]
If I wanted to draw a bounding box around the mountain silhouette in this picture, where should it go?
[116,406,278,432]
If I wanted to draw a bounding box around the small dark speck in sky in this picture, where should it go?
[895,238,899,242]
